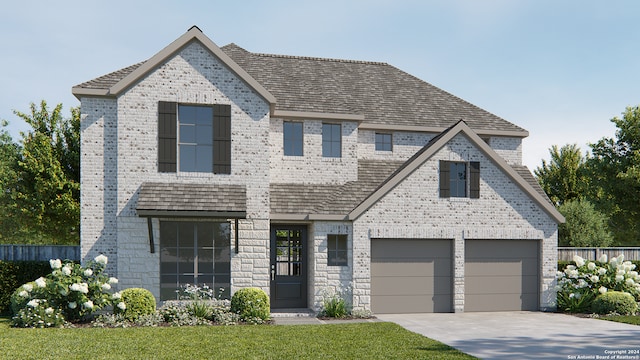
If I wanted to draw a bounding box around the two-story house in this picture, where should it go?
[72,26,563,313]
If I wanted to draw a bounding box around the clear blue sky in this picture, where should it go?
[2,0,639,169]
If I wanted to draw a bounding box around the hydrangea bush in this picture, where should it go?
[557,254,640,313]
[10,255,119,327]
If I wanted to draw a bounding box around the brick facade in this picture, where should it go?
[78,32,558,313]
[352,135,557,312]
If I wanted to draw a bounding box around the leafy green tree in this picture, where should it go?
[0,120,22,242]
[557,199,613,247]
[587,106,640,245]
[6,101,80,244]
[534,144,587,206]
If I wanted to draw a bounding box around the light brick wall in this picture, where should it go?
[357,129,434,161]
[357,130,523,166]
[81,39,546,312]
[80,97,118,276]
[352,134,557,312]
[81,41,272,299]
[490,136,523,166]
[270,118,358,184]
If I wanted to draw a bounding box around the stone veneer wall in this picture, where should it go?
[308,222,353,312]
[80,41,272,300]
[351,134,557,312]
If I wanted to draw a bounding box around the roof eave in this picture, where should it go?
[358,122,529,138]
[137,209,247,218]
[71,87,112,99]
[273,110,365,122]
[269,213,348,221]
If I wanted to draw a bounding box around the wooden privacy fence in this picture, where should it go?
[0,245,80,262]
[558,247,640,262]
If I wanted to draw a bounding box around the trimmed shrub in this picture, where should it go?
[230,287,270,322]
[0,261,51,315]
[592,291,638,315]
[114,288,156,321]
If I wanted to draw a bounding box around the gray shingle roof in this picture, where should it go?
[72,36,526,134]
[222,44,525,133]
[136,182,246,213]
[512,166,551,203]
[75,62,144,90]
[270,160,404,215]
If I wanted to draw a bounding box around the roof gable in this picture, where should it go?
[72,26,276,108]
[348,120,565,223]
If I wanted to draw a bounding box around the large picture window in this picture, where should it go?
[322,123,341,158]
[159,221,230,300]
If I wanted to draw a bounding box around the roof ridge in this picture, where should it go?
[242,48,389,66]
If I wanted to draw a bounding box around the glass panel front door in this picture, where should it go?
[271,226,307,308]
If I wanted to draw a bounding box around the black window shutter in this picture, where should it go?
[439,160,450,198]
[158,101,177,172]
[213,104,231,174]
[470,161,480,199]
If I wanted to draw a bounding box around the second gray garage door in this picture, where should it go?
[465,240,539,312]
[371,239,452,314]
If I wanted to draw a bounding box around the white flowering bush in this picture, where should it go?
[11,299,66,328]
[557,254,640,313]
[10,255,118,327]
[318,284,353,318]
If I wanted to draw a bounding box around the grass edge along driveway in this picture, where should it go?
[0,319,474,359]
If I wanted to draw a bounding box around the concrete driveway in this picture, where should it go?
[377,312,640,359]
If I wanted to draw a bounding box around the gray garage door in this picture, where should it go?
[465,240,539,312]
[371,239,452,314]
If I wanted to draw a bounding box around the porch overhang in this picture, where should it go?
[136,182,247,253]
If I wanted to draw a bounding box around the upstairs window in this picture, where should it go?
[158,102,231,174]
[450,162,467,197]
[283,121,303,156]
[375,133,392,151]
[179,105,213,172]
[322,123,341,158]
[439,160,480,198]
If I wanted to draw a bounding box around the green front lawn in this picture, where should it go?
[0,317,474,359]
[598,315,640,325]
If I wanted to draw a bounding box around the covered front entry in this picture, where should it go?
[371,239,453,314]
[270,225,307,308]
[464,240,540,311]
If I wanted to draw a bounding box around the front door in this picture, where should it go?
[270,226,307,308]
